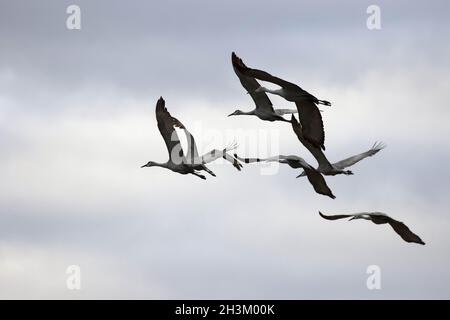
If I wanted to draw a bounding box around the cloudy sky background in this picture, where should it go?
[0,0,449,299]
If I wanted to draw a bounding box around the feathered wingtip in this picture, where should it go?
[224,139,239,152]
[231,52,248,72]
[156,97,166,107]
[155,96,166,114]
[231,51,240,66]
[222,139,243,171]
[371,141,387,151]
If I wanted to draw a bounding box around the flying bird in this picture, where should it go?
[233,53,330,150]
[291,115,385,177]
[229,52,297,122]
[141,97,243,180]
[319,211,425,245]
[233,154,335,199]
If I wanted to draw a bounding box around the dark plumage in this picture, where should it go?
[292,115,385,177]
[319,211,425,245]
[233,53,330,150]
[229,52,297,122]
[233,154,336,199]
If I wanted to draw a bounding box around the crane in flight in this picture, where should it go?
[319,211,425,245]
[291,115,384,177]
[228,52,297,122]
[141,97,243,180]
[233,154,336,199]
[233,52,331,150]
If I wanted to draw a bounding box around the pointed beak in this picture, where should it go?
[140,164,147,168]
[227,113,234,117]
[349,216,358,220]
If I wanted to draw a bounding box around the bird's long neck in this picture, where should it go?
[239,109,256,116]
[154,161,170,168]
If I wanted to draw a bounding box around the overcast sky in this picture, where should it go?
[1,0,450,299]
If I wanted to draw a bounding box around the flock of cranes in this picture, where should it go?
[141,52,425,245]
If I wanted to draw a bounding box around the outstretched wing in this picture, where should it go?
[233,154,297,166]
[201,149,242,171]
[387,218,425,245]
[302,167,335,199]
[295,101,325,150]
[171,117,199,164]
[231,52,275,114]
[201,142,239,164]
[232,54,301,91]
[333,142,385,169]
[232,52,323,103]
[291,115,332,169]
[201,149,226,164]
[318,211,355,220]
[155,97,184,160]
[233,154,263,164]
